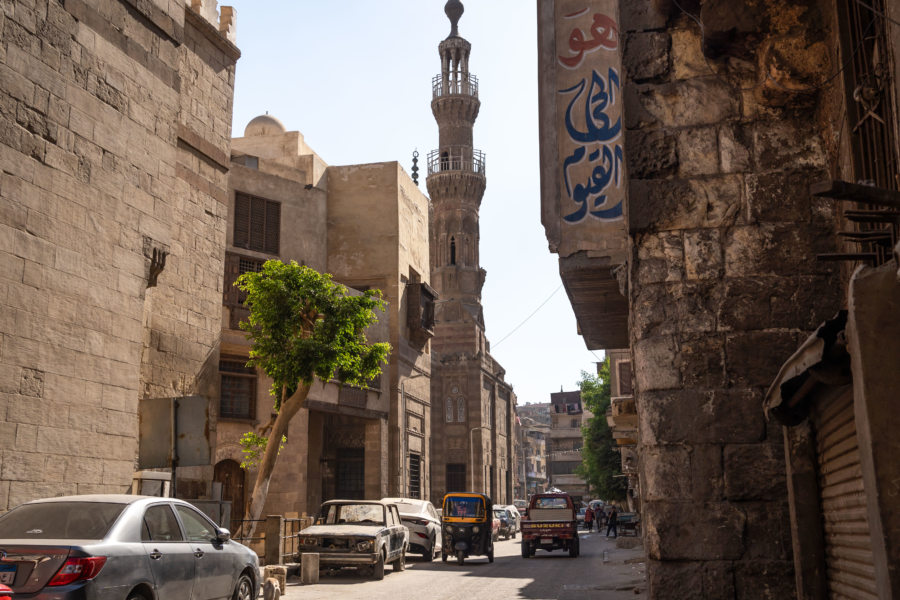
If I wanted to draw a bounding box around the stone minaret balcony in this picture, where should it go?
[432,72,478,99]
[425,146,486,201]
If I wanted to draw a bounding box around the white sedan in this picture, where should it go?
[381,498,442,561]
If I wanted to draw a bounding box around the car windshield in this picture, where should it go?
[445,497,484,518]
[0,502,126,540]
[393,502,422,515]
[493,510,506,519]
[534,497,568,509]
[323,504,384,525]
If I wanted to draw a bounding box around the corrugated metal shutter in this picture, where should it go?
[812,388,877,599]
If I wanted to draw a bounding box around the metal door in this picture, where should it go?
[812,388,877,598]
[336,448,365,499]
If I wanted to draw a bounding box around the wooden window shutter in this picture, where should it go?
[618,361,633,396]
[234,193,250,248]
[264,199,280,254]
[249,198,265,252]
[223,252,241,306]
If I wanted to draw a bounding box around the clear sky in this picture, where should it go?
[224,0,604,404]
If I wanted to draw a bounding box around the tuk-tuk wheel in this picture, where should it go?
[456,550,465,565]
[441,551,447,562]
[488,546,494,563]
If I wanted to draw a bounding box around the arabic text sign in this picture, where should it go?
[556,2,624,224]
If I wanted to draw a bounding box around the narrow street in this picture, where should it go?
[280,531,646,600]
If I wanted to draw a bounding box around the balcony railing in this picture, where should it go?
[427,147,486,176]
[432,73,479,99]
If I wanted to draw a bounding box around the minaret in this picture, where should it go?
[427,0,487,349]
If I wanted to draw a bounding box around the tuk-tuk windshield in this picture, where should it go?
[445,497,484,518]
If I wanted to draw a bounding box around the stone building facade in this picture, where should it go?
[0,0,238,510]
[519,413,550,498]
[210,114,432,522]
[539,0,900,597]
[428,1,517,505]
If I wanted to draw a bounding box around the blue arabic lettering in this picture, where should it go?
[560,68,623,223]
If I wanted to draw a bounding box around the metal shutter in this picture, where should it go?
[812,388,877,599]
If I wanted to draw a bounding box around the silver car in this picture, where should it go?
[0,494,259,600]
[380,498,441,561]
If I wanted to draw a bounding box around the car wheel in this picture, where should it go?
[425,535,435,562]
[521,541,529,559]
[512,530,517,540]
[441,551,447,562]
[393,550,406,572]
[373,552,385,580]
[127,593,148,600]
[569,537,580,558]
[231,574,254,600]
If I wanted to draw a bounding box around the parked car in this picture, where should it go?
[493,509,513,540]
[498,505,521,537]
[0,494,260,600]
[297,500,409,580]
[380,498,441,561]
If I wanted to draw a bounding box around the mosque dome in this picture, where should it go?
[244,114,286,137]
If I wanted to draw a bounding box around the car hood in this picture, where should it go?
[299,525,384,537]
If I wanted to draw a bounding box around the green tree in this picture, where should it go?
[235,260,390,530]
[576,360,627,502]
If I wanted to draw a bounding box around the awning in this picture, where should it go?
[763,311,851,426]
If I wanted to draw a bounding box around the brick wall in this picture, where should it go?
[0,0,237,510]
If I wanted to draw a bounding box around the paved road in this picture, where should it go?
[278,530,646,600]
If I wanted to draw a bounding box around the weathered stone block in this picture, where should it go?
[634,336,682,392]
[721,275,840,331]
[724,224,836,278]
[642,445,692,501]
[639,389,766,446]
[644,500,745,561]
[8,482,77,508]
[742,501,792,560]
[746,169,828,224]
[624,32,670,81]
[679,332,726,388]
[733,560,796,600]
[724,443,787,501]
[633,280,720,339]
[724,330,804,388]
[627,79,739,129]
[649,559,738,600]
[753,120,826,173]
[719,125,752,173]
[684,229,723,280]
[634,232,684,285]
[15,422,37,451]
[621,0,670,32]
[677,127,719,177]
[1,450,45,481]
[629,176,742,233]
[626,129,678,179]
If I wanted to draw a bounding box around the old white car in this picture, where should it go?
[297,500,409,580]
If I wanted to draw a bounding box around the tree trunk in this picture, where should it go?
[244,382,311,538]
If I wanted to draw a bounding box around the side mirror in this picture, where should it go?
[215,527,231,542]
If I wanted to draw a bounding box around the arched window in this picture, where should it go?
[457,398,466,422]
[450,237,456,265]
[446,398,454,423]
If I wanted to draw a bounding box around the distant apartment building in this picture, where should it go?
[548,391,590,503]
[519,416,550,497]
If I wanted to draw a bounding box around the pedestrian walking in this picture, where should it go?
[606,506,618,538]
[584,506,594,532]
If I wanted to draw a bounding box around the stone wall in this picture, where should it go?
[621,0,842,596]
[0,0,237,510]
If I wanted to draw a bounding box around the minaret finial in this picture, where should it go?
[445,0,463,37]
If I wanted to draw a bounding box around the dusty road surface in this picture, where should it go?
[277,530,646,600]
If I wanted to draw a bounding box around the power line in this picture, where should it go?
[493,284,563,349]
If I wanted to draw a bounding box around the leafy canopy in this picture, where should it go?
[235,260,391,409]
[576,360,627,502]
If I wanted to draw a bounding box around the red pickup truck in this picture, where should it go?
[520,492,580,558]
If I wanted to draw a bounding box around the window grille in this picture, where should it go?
[219,358,256,420]
[409,453,422,499]
[446,463,466,492]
